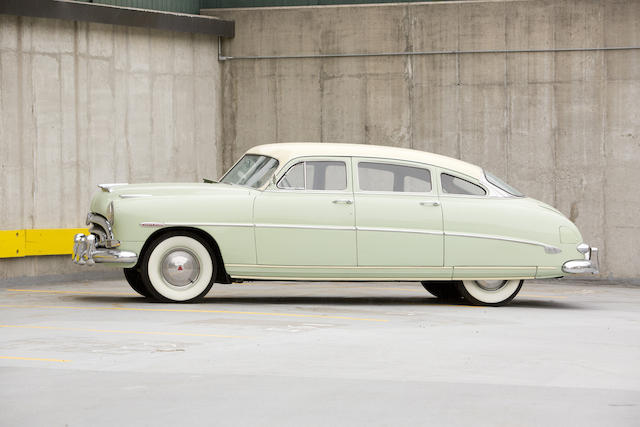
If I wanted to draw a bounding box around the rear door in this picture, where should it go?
[353,158,444,267]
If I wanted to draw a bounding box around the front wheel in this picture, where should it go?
[140,232,217,303]
[123,267,153,297]
[456,279,524,306]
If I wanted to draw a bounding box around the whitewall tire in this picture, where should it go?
[456,279,524,306]
[141,232,216,303]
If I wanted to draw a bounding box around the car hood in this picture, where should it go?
[103,182,253,197]
[89,182,255,217]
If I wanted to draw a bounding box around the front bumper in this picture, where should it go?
[562,246,599,274]
[72,233,138,265]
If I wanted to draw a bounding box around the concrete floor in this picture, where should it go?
[0,277,638,426]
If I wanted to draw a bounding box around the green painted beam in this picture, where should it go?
[74,0,201,14]
[73,0,446,14]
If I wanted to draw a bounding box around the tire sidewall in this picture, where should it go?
[141,232,216,302]
[123,267,153,297]
[457,279,524,306]
[421,281,463,300]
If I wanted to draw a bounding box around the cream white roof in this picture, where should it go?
[247,143,484,180]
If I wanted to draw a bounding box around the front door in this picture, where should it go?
[253,157,356,267]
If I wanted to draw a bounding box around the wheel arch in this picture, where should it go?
[137,226,232,284]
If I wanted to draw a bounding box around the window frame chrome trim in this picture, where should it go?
[276,161,305,190]
[483,170,525,198]
[439,172,488,197]
[436,167,515,198]
[353,157,436,195]
[271,156,352,193]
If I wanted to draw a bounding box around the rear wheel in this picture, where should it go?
[421,281,462,300]
[140,232,217,303]
[456,279,524,306]
[123,267,153,297]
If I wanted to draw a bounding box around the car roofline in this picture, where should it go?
[245,142,485,181]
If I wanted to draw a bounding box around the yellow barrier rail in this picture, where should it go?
[0,229,89,258]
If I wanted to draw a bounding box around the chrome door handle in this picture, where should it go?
[420,201,441,207]
[332,199,353,205]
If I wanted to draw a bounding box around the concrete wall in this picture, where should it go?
[208,0,640,279]
[2,0,639,281]
[0,15,221,279]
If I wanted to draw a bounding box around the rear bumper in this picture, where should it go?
[562,246,599,274]
[72,233,138,265]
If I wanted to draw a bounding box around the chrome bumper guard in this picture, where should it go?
[562,246,599,274]
[72,233,138,265]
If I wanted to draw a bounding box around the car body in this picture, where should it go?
[73,143,598,305]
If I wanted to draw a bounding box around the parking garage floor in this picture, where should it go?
[1,277,638,426]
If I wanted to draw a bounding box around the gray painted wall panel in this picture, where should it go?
[210,0,640,279]
[0,15,221,279]
[2,0,640,280]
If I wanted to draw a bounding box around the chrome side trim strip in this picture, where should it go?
[140,222,353,230]
[167,222,254,227]
[445,231,561,254]
[255,223,355,231]
[139,222,254,228]
[231,275,533,281]
[356,226,443,236]
[226,264,449,269]
[457,276,536,280]
[231,276,450,281]
[140,222,165,228]
[136,221,559,254]
[119,194,152,199]
[454,266,535,270]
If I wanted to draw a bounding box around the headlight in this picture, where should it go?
[106,201,115,225]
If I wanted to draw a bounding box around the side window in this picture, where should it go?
[441,173,486,196]
[277,161,347,191]
[307,161,347,191]
[358,162,432,192]
[278,163,304,189]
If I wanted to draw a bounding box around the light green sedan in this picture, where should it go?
[72,143,598,305]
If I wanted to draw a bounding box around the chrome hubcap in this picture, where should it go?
[474,280,508,292]
[161,250,200,287]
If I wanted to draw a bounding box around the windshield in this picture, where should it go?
[484,171,525,197]
[220,154,279,188]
